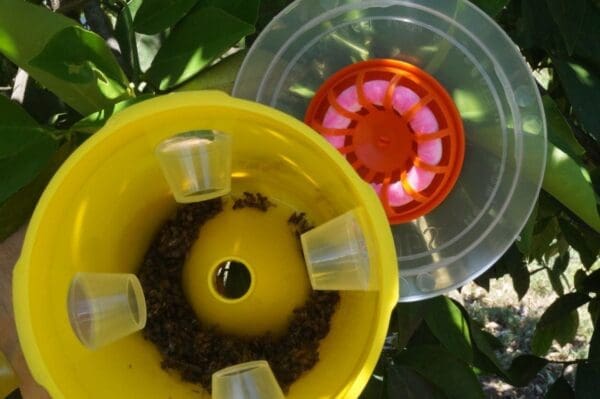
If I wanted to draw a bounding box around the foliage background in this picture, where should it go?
[0,0,599,398]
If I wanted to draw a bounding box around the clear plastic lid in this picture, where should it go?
[234,0,546,301]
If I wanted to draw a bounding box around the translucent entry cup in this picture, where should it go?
[155,130,232,203]
[212,361,285,399]
[301,209,373,291]
[68,272,147,350]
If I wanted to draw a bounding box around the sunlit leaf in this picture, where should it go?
[134,0,199,34]
[543,95,585,161]
[0,0,131,115]
[543,143,600,232]
[71,94,153,134]
[145,6,254,90]
[30,26,128,91]
[175,51,246,94]
[423,297,474,363]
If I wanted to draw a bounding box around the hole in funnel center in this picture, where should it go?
[213,260,252,300]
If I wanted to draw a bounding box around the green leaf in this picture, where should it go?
[137,32,164,73]
[423,297,474,363]
[71,94,153,134]
[575,317,600,399]
[515,0,560,51]
[145,6,254,90]
[0,95,40,157]
[477,328,503,351]
[115,0,142,79]
[0,0,132,115]
[531,217,559,262]
[469,324,507,377]
[552,58,600,141]
[133,0,199,34]
[571,2,600,65]
[395,346,484,399]
[532,293,590,355]
[408,321,441,347]
[360,375,384,399]
[387,364,447,399]
[0,140,74,240]
[589,299,600,326]
[546,0,587,55]
[543,95,585,161]
[575,270,588,291]
[554,251,571,275]
[114,0,163,75]
[175,50,246,94]
[505,245,530,300]
[360,358,386,399]
[489,244,529,299]
[202,0,261,24]
[517,201,539,255]
[588,314,600,360]
[395,302,424,348]
[580,269,600,293]
[0,96,59,205]
[559,218,598,268]
[547,267,566,296]
[576,361,600,399]
[450,302,508,379]
[471,0,509,17]
[546,376,575,399]
[544,143,600,233]
[506,355,549,386]
[31,26,128,88]
[547,251,570,295]
[473,268,492,291]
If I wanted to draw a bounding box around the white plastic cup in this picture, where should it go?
[212,360,285,399]
[67,272,147,350]
[155,130,232,203]
[300,209,373,291]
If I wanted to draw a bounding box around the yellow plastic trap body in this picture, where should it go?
[13,92,398,398]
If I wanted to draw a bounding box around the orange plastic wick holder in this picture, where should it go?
[305,59,465,224]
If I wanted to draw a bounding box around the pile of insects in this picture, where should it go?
[137,193,340,392]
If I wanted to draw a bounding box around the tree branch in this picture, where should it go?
[10,68,28,104]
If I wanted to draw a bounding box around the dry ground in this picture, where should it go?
[450,252,595,398]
